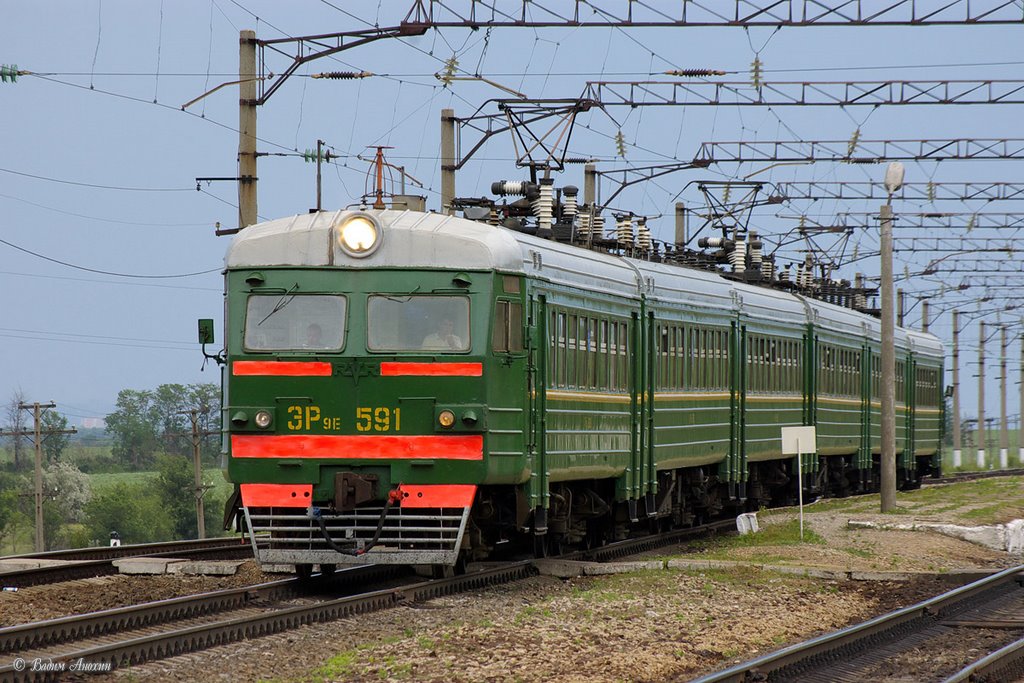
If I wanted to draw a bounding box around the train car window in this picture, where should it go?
[588,317,598,389]
[707,328,714,390]
[567,314,578,388]
[606,321,614,389]
[691,328,699,389]
[502,275,521,294]
[367,295,470,352]
[243,294,347,352]
[896,360,906,401]
[492,300,523,353]
[698,328,705,390]
[598,319,609,389]
[718,329,727,390]
[674,327,684,388]
[555,311,567,388]
[714,329,720,389]
[578,316,589,389]
[619,322,629,391]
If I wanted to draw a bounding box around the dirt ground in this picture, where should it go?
[96,478,1023,683]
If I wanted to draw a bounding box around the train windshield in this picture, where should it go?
[243,294,347,351]
[367,295,470,352]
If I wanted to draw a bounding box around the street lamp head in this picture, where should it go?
[884,162,905,195]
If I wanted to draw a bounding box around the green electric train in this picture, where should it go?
[205,204,943,573]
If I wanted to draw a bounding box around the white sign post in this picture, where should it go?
[781,426,817,541]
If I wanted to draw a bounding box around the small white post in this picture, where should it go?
[797,439,804,541]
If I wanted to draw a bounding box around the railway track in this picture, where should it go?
[0,537,255,589]
[927,467,1024,486]
[692,564,1024,682]
[0,562,530,683]
[0,518,736,681]
[1,537,250,563]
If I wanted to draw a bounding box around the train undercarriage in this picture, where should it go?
[465,453,940,563]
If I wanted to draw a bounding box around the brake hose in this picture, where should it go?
[309,487,403,556]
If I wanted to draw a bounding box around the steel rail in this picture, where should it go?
[0,543,257,589]
[943,634,1024,682]
[2,536,249,563]
[569,518,739,563]
[690,564,1024,683]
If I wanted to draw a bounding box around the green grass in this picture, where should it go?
[676,518,826,562]
[308,638,406,681]
[88,468,231,498]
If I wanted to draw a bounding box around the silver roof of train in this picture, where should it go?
[227,209,942,355]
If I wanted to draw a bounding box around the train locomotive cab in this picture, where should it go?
[219,210,524,573]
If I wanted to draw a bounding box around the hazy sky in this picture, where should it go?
[3,1,1023,426]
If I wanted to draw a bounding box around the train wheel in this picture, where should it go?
[431,564,455,579]
[430,553,466,579]
[533,533,549,558]
[320,564,336,576]
[295,563,314,580]
[583,519,607,551]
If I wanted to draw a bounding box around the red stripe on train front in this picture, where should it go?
[398,484,476,508]
[231,434,484,460]
[233,361,333,377]
[380,362,483,377]
[239,483,313,507]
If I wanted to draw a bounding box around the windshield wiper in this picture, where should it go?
[382,285,421,303]
[258,283,300,325]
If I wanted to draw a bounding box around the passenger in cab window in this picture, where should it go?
[422,318,463,350]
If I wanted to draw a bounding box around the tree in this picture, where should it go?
[105,389,159,469]
[105,384,220,470]
[84,481,174,545]
[3,388,28,469]
[43,461,91,524]
[153,383,190,456]
[155,453,199,539]
[0,471,24,549]
[41,410,71,463]
[186,383,221,463]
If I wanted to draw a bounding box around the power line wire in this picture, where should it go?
[0,166,190,192]
[0,270,221,292]
[0,192,210,227]
[0,237,220,279]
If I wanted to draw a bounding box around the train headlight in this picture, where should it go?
[438,410,456,429]
[254,410,273,429]
[337,214,381,257]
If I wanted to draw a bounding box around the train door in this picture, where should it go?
[728,320,747,500]
[528,293,549,534]
[903,354,917,483]
[858,343,873,488]
[642,310,657,516]
[626,310,642,522]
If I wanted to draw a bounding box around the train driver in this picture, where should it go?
[421,318,463,350]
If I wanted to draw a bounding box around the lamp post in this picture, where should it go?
[880,162,904,513]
